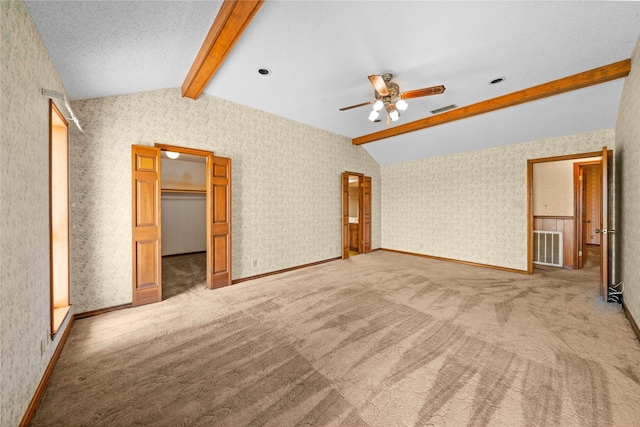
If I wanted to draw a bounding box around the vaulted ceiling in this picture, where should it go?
[24,1,640,165]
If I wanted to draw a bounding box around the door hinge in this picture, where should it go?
[578,250,582,256]
[579,174,583,181]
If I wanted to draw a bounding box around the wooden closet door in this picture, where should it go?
[208,155,232,289]
[341,172,350,259]
[131,145,162,306]
[360,176,372,254]
[599,147,611,300]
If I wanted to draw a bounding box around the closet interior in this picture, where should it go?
[160,151,207,299]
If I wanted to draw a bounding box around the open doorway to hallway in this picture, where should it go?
[528,147,613,301]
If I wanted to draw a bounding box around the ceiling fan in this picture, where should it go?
[340,73,445,124]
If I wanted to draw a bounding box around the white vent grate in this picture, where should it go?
[430,104,458,114]
[533,231,563,267]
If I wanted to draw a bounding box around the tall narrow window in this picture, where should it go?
[50,100,70,334]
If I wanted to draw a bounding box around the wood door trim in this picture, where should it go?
[181,0,264,99]
[353,59,631,145]
[361,176,372,253]
[154,143,213,157]
[49,100,70,336]
[358,175,364,253]
[341,172,350,259]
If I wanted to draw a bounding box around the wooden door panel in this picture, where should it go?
[136,153,157,171]
[214,235,228,273]
[362,176,372,253]
[132,145,161,306]
[214,185,227,221]
[209,156,232,289]
[342,173,349,259]
[135,179,158,226]
[136,240,158,287]
[600,147,610,299]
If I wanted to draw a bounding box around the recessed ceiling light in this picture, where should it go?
[258,68,271,76]
[490,77,506,85]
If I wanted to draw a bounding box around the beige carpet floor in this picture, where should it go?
[161,252,207,300]
[31,250,640,426]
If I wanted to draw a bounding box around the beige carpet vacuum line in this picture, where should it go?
[31,251,640,426]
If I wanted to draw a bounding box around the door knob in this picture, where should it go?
[596,229,614,235]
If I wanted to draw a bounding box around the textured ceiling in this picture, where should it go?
[25,1,640,165]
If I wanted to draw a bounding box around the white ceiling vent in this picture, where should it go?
[431,104,458,115]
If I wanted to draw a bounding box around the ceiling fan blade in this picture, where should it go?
[339,101,373,111]
[400,85,446,100]
[368,75,390,96]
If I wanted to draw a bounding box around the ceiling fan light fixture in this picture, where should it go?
[373,100,384,111]
[387,105,399,121]
[396,99,408,111]
[368,110,380,121]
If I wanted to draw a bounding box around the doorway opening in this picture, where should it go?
[131,144,232,307]
[527,147,613,300]
[575,161,602,270]
[348,174,360,257]
[341,171,372,259]
[160,150,207,299]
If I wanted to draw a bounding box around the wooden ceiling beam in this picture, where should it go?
[182,0,264,100]
[352,59,631,145]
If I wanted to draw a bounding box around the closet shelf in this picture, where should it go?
[161,189,206,194]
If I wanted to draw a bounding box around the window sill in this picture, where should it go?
[52,305,71,337]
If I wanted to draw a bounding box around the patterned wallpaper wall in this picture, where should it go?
[0,1,74,425]
[381,129,614,271]
[615,36,640,324]
[69,88,381,313]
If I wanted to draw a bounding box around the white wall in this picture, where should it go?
[0,2,74,425]
[381,129,614,271]
[161,193,206,256]
[615,35,640,324]
[161,158,206,191]
[533,156,601,216]
[69,88,381,313]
